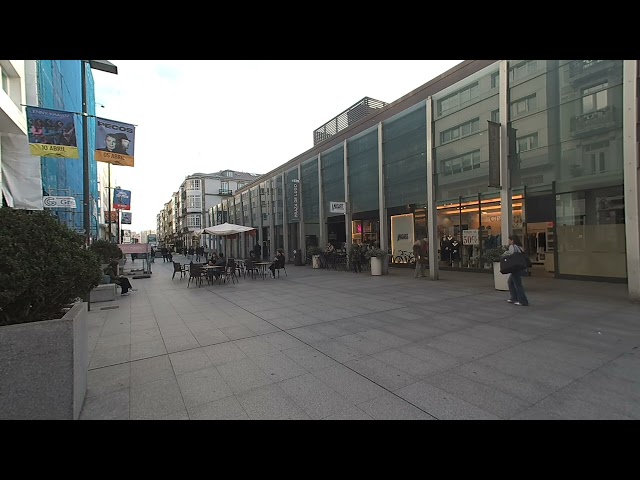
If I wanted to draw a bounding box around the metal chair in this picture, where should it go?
[172,261,186,280]
[223,258,239,284]
[187,264,206,288]
[243,258,259,279]
[273,258,287,277]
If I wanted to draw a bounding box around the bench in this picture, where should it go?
[90,283,117,303]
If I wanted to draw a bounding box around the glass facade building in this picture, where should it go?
[208,60,639,299]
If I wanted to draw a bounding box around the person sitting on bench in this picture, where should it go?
[103,260,136,296]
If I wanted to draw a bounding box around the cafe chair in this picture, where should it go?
[273,258,287,277]
[172,261,187,280]
[243,258,259,279]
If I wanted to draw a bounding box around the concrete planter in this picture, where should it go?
[493,262,510,291]
[0,302,89,420]
[370,257,383,276]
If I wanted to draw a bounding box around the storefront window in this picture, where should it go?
[556,186,626,278]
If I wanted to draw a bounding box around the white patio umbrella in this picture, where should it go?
[195,223,256,236]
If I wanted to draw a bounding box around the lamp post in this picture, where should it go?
[81,59,117,246]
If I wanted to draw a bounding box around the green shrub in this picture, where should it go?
[481,245,509,263]
[0,208,102,326]
[365,247,388,259]
[306,245,322,256]
[89,239,123,263]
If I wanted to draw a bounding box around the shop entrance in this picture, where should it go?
[327,217,346,250]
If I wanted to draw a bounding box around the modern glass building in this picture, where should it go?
[210,60,640,301]
[36,60,98,238]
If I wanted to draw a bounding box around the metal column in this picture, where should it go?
[344,140,352,254]
[623,60,640,301]
[499,60,512,245]
[378,122,388,273]
[426,97,438,280]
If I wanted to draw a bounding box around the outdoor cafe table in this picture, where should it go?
[202,265,224,284]
[254,262,271,279]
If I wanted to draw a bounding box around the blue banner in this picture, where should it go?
[113,188,131,211]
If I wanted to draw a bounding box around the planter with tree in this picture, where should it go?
[307,245,322,268]
[365,247,388,276]
[0,208,102,419]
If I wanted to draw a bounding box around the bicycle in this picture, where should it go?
[394,249,416,267]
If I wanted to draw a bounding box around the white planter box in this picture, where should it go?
[0,302,89,420]
[493,262,510,291]
[312,255,320,269]
[370,257,382,276]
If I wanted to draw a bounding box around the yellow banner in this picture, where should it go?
[95,150,134,167]
[30,143,79,159]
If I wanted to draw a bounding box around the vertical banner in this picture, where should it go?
[26,106,79,158]
[105,210,118,223]
[121,212,132,224]
[487,120,501,188]
[290,178,300,222]
[113,188,131,210]
[95,117,135,167]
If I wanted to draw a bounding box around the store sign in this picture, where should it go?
[42,196,76,208]
[390,214,415,258]
[330,201,346,214]
[462,229,479,245]
[290,179,300,222]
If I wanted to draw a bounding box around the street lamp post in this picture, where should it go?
[81,59,117,246]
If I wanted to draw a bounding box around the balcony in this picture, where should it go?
[219,189,233,196]
[570,106,616,138]
[568,60,616,84]
[313,97,388,146]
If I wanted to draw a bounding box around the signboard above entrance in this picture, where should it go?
[330,201,346,214]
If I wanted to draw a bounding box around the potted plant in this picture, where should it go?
[481,246,509,291]
[365,246,388,276]
[307,245,322,269]
[0,208,102,419]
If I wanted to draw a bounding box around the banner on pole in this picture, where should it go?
[95,117,135,167]
[26,106,79,158]
[113,188,131,210]
[121,212,132,224]
[105,210,118,223]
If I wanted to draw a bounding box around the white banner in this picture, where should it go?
[1,132,43,210]
[462,229,479,245]
[43,196,77,208]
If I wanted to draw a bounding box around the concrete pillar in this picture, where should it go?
[298,164,305,254]
[499,60,512,245]
[426,97,439,280]
[623,60,640,302]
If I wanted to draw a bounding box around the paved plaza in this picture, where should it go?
[79,256,640,420]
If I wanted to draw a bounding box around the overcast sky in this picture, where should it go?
[92,60,463,232]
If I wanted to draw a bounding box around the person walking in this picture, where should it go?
[412,238,423,278]
[505,234,529,306]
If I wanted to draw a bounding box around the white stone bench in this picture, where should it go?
[90,283,117,303]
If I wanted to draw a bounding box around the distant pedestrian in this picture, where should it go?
[254,243,261,261]
[150,247,155,263]
[188,246,194,260]
[505,234,529,306]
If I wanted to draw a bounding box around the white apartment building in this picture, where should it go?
[157,169,262,250]
[1,60,29,206]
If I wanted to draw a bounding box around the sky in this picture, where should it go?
[92,60,463,233]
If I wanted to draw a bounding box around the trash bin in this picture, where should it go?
[293,249,303,266]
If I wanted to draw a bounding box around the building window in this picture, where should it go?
[517,133,539,152]
[510,94,537,117]
[224,170,233,177]
[438,82,480,114]
[441,118,480,144]
[188,179,201,190]
[491,109,500,123]
[509,60,538,82]
[221,181,229,192]
[1,68,8,95]
[491,72,499,89]
[441,150,481,176]
[582,82,608,114]
[187,194,201,209]
[187,214,201,227]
